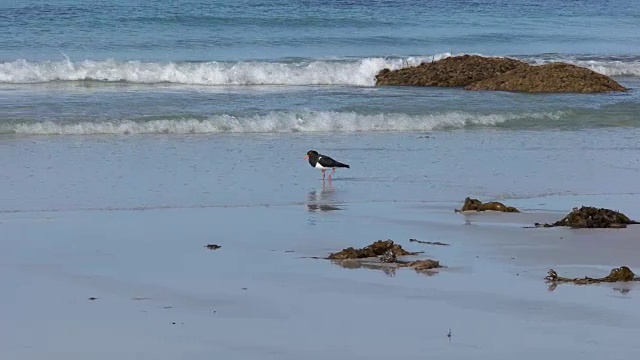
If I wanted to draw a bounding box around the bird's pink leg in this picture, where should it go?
[328,168,336,180]
[321,170,326,180]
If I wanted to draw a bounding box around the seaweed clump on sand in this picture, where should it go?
[536,206,640,229]
[327,240,419,260]
[455,197,520,213]
[545,266,639,285]
[409,238,450,246]
[327,240,442,273]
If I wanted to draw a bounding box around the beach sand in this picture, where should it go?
[2,130,640,359]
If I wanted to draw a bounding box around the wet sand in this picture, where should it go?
[2,194,640,359]
[2,130,640,358]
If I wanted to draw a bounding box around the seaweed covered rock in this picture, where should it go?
[327,240,419,260]
[545,266,639,285]
[538,206,640,228]
[375,55,528,87]
[455,197,520,213]
[466,62,627,93]
[374,55,626,94]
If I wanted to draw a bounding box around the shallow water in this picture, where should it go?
[2,129,639,213]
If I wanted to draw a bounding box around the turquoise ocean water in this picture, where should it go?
[2,0,640,213]
[1,0,639,135]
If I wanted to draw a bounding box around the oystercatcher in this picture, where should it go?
[303,150,350,180]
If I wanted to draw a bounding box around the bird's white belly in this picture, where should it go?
[314,162,329,170]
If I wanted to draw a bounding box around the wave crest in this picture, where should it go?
[526,56,640,77]
[0,56,440,86]
[5,111,563,135]
[3,53,635,86]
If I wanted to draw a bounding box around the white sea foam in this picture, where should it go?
[567,60,640,77]
[3,53,634,86]
[0,53,467,86]
[0,56,435,86]
[526,57,640,77]
[7,111,563,135]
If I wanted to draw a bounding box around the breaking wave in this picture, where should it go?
[2,53,637,86]
[3,111,564,135]
[0,56,437,86]
[525,55,640,77]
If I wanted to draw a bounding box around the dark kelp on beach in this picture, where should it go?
[545,266,640,285]
[455,197,520,213]
[326,239,420,260]
[409,238,450,246]
[326,240,442,274]
[535,206,640,229]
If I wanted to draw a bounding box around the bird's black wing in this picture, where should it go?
[318,154,349,168]
[317,155,337,167]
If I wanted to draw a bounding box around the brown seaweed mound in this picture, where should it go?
[538,206,640,228]
[455,197,520,213]
[545,266,639,285]
[375,55,528,87]
[327,240,419,260]
[466,62,627,93]
[327,240,442,274]
[374,55,626,94]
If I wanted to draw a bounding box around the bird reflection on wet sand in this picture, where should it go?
[307,181,342,212]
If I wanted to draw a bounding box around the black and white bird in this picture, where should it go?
[303,150,350,180]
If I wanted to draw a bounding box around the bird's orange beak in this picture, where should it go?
[303,155,309,160]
